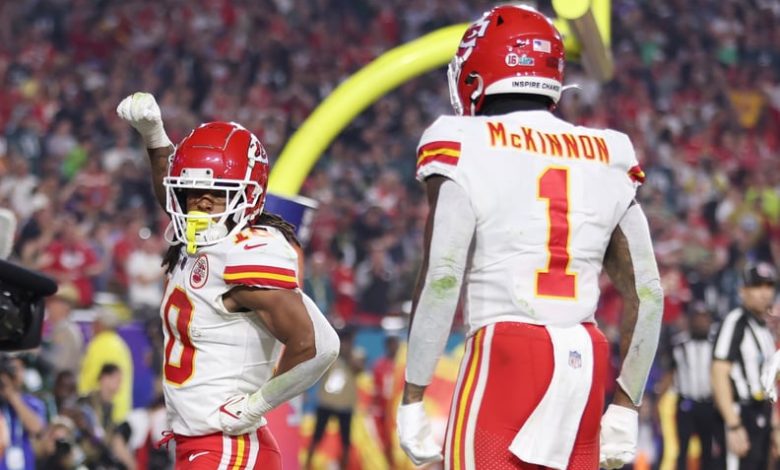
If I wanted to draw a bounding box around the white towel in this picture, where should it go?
[508,324,594,469]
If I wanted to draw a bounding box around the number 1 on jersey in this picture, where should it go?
[536,167,577,299]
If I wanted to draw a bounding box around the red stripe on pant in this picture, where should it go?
[445,322,608,470]
[174,426,282,469]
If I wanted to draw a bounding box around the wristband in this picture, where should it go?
[143,126,173,150]
[247,389,273,418]
[727,423,743,431]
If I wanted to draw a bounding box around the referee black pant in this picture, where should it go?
[675,396,715,470]
[713,400,773,470]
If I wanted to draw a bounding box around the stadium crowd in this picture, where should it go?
[0,0,779,468]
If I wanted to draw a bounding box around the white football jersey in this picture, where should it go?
[416,110,643,334]
[160,225,301,436]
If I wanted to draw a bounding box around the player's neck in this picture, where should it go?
[478,95,551,116]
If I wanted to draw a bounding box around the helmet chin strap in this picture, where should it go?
[468,74,484,116]
[163,222,178,246]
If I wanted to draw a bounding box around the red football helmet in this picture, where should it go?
[164,121,269,249]
[448,5,565,115]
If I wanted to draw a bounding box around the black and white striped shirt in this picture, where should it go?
[670,332,713,401]
[713,307,776,402]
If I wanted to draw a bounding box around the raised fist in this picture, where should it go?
[116,92,171,149]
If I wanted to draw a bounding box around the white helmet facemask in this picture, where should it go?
[163,167,262,254]
[447,56,465,116]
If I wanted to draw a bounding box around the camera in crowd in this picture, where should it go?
[0,259,56,351]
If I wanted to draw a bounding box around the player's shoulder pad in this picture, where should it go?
[602,128,645,186]
[223,226,299,290]
[416,115,465,182]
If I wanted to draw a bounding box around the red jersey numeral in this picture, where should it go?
[536,167,577,299]
[163,287,196,385]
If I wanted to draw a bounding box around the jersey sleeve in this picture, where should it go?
[415,116,463,182]
[605,129,645,188]
[223,229,299,290]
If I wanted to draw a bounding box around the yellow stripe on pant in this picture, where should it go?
[452,329,485,470]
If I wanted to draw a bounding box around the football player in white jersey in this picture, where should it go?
[117,93,340,469]
[397,5,664,470]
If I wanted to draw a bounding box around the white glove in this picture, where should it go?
[116,92,172,149]
[761,349,780,402]
[599,404,638,469]
[397,402,443,467]
[218,392,271,436]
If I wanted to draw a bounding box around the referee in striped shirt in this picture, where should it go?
[711,262,778,470]
[668,302,715,470]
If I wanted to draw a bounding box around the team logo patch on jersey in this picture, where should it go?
[568,350,582,369]
[628,165,646,184]
[190,255,209,289]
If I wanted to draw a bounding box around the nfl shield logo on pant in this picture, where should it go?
[568,350,582,369]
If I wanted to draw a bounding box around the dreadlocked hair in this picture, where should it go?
[160,211,300,275]
[162,244,183,275]
[254,211,300,247]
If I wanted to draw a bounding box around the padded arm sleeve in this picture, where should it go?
[615,204,664,406]
[406,179,476,386]
[248,293,339,414]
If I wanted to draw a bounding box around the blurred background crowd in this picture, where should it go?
[0,0,779,468]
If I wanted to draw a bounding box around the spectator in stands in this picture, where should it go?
[37,217,101,308]
[50,370,78,418]
[78,364,122,441]
[355,241,397,318]
[15,194,53,265]
[36,415,82,470]
[113,394,171,470]
[78,309,133,424]
[125,230,164,318]
[75,364,127,469]
[0,354,46,470]
[331,250,357,325]
[303,251,335,317]
[353,206,389,264]
[110,217,145,297]
[42,284,83,377]
[0,156,37,221]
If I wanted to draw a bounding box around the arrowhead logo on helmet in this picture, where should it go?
[448,5,566,116]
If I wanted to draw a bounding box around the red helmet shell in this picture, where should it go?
[449,5,565,115]
[169,122,269,218]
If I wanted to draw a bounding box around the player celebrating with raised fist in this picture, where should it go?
[397,5,664,470]
[117,93,339,469]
